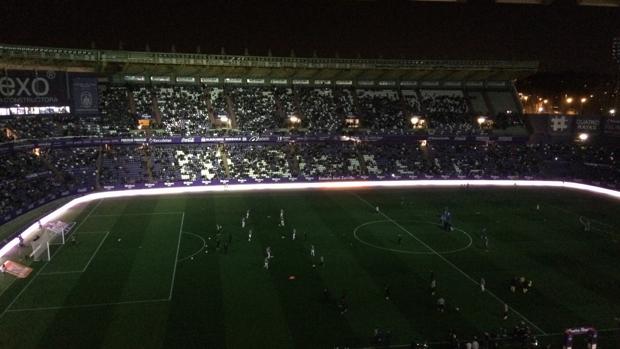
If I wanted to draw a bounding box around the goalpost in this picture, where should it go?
[564,327,598,349]
[29,221,76,261]
[30,231,54,262]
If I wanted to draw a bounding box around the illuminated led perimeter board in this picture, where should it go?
[2,179,619,260]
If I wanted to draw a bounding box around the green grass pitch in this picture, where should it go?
[0,187,619,348]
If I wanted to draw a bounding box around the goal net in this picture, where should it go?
[29,220,76,261]
[30,230,55,261]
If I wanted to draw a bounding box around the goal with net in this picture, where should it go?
[28,220,76,261]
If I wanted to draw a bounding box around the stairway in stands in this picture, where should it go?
[219,144,231,178]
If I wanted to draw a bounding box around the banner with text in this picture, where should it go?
[0,70,70,107]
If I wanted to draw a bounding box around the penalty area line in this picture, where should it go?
[0,200,105,317]
[88,211,185,218]
[177,232,207,263]
[6,298,170,313]
[352,193,548,336]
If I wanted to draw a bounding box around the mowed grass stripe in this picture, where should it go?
[259,192,362,348]
[319,191,496,342]
[33,198,172,348]
[0,188,618,348]
[162,196,227,349]
[206,193,294,349]
[444,199,620,331]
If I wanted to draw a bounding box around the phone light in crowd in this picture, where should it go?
[219,115,229,123]
[578,133,589,142]
[580,97,587,104]
[566,97,573,104]
[538,107,544,113]
[410,116,420,125]
[611,109,616,116]
[477,116,486,125]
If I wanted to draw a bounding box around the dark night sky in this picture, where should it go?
[1,0,619,73]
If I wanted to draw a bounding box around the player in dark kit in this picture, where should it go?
[384,284,391,300]
[323,287,330,302]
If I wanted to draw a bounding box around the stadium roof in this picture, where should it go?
[0,44,538,82]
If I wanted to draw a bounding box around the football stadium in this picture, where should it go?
[1,1,620,348]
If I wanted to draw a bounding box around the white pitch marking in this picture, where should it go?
[168,212,185,300]
[177,231,207,263]
[89,211,184,218]
[353,219,473,255]
[80,231,110,272]
[0,199,104,316]
[6,298,170,313]
[6,180,620,260]
[353,193,548,335]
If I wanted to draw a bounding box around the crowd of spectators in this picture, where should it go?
[0,84,538,142]
[356,89,406,132]
[99,146,149,185]
[227,144,291,179]
[230,87,282,132]
[1,140,618,221]
[0,147,98,217]
[297,87,342,132]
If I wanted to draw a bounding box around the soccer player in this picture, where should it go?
[248,229,253,242]
[292,228,296,240]
[241,217,245,228]
[279,217,285,227]
[519,276,527,293]
[510,277,517,293]
[375,205,380,214]
[471,336,480,349]
[263,257,269,269]
[430,278,437,296]
[246,209,250,219]
[280,208,284,219]
[445,209,453,231]
[384,284,391,300]
[310,244,316,257]
[480,277,486,292]
[266,246,273,259]
[339,295,348,315]
[503,303,509,320]
[339,301,348,315]
[437,297,445,312]
[319,255,324,267]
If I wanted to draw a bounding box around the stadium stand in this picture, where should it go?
[0,45,618,227]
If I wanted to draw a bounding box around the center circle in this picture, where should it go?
[353,219,473,255]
